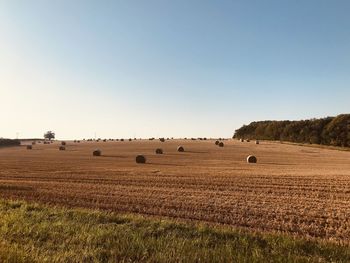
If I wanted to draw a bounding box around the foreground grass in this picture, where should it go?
[0,199,349,263]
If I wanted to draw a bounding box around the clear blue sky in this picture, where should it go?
[1,0,349,139]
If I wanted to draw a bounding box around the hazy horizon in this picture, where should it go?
[1,1,349,140]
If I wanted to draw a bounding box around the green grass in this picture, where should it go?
[0,199,349,263]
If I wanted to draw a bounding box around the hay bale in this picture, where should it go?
[240,139,244,142]
[155,148,163,154]
[61,141,66,146]
[215,140,220,145]
[255,140,259,144]
[93,149,101,156]
[177,146,185,152]
[26,145,32,150]
[218,142,224,147]
[247,155,257,163]
[120,139,124,142]
[159,138,165,142]
[31,141,36,145]
[136,155,146,164]
[246,139,250,142]
[59,146,66,151]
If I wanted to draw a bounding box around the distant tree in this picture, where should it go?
[44,131,55,141]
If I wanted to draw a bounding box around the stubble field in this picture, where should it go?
[1,139,350,243]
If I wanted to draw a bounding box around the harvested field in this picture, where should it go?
[0,140,350,243]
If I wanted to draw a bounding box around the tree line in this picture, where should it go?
[0,138,21,147]
[234,114,350,147]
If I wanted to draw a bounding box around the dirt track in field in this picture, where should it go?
[1,139,350,242]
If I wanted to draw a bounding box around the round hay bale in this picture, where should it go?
[59,146,66,151]
[31,141,36,145]
[246,139,250,142]
[177,146,184,152]
[247,155,257,163]
[215,140,220,145]
[120,139,124,142]
[240,139,244,142]
[93,149,101,156]
[26,145,32,150]
[159,138,165,142]
[61,141,66,146]
[218,142,224,147]
[155,148,163,154]
[136,155,146,164]
[255,140,259,144]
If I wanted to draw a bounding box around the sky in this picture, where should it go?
[1,0,349,139]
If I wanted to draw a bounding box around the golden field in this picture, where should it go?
[1,139,349,243]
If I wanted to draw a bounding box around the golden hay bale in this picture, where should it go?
[61,141,66,146]
[246,139,250,142]
[218,142,224,147]
[136,155,146,164]
[255,140,259,144]
[26,145,32,150]
[59,146,66,151]
[247,155,257,163]
[240,139,244,142]
[177,146,185,152]
[159,138,165,142]
[120,139,124,142]
[93,149,101,156]
[155,148,163,154]
[215,140,220,145]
